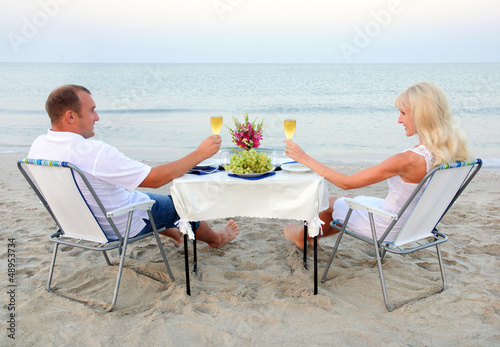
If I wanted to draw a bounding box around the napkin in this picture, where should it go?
[228,172,276,180]
[188,168,219,175]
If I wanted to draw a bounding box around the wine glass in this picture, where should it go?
[211,115,223,156]
[220,151,229,170]
[271,150,280,168]
[284,119,296,140]
[284,119,296,157]
[210,116,223,135]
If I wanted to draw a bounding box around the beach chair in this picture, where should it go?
[18,158,174,312]
[321,159,482,311]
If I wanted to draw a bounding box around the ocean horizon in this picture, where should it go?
[1,62,499,168]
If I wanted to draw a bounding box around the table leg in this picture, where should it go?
[183,233,191,296]
[303,222,308,270]
[314,235,318,295]
[191,222,198,275]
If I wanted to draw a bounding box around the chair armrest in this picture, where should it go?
[344,197,398,220]
[106,200,155,218]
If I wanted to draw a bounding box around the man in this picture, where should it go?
[29,85,238,247]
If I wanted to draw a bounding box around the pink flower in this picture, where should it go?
[228,113,265,150]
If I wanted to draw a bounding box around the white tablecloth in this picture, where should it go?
[170,170,329,239]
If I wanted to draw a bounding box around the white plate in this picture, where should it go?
[282,163,311,172]
[229,169,274,178]
[194,159,218,169]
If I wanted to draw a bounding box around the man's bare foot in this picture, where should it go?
[208,220,239,248]
[283,222,311,250]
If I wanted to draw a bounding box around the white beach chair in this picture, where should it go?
[321,159,482,311]
[18,158,174,312]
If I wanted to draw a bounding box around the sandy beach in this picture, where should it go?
[1,153,499,346]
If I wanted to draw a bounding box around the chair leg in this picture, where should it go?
[106,245,128,312]
[153,231,174,281]
[374,242,447,312]
[320,229,348,283]
[380,247,387,260]
[320,233,343,283]
[373,226,447,312]
[321,210,353,283]
[436,244,447,292]
[106,212,134,312]
[47,243,59,291]
[368,214,394,312]
[146,210,174,280]
[102,251,112,266]
[373,242,393,312]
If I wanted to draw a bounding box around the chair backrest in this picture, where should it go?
[18,159,110,244]
[392,159,482,247]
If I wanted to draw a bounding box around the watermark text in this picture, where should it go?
[340,0,403,62]
[8,0,71,53]
[6,238,16,340]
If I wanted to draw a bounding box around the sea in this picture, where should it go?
[1,62,499,168]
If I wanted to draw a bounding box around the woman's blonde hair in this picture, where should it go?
[395,82,471,166]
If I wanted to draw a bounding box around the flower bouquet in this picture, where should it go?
[227,112,264,150]
[225,113,273,174]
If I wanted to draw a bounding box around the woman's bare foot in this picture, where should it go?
[284,222,312,250]
[207,220,239,248]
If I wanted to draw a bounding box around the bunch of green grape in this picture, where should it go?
[225,149,273,174]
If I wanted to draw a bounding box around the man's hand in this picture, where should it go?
[140,135,222,189]
[196,135,222,160]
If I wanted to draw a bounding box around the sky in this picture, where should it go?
[1,0,500,64]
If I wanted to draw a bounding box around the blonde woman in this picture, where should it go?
[283,82,471,249]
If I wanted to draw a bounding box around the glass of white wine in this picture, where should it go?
[284,119,296,140]
[284,118,296,156]
[210,116,223,135]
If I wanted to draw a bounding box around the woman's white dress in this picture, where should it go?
[333,145,435,242]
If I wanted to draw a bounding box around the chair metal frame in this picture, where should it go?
[321,159,482,311]
[18,158,174,312]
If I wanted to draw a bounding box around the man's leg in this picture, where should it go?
[195,220,239,248]
[144,193,238,247]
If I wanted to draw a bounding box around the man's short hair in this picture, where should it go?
[45,85,91,123]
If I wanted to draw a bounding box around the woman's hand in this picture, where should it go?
[283,139,308,163]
